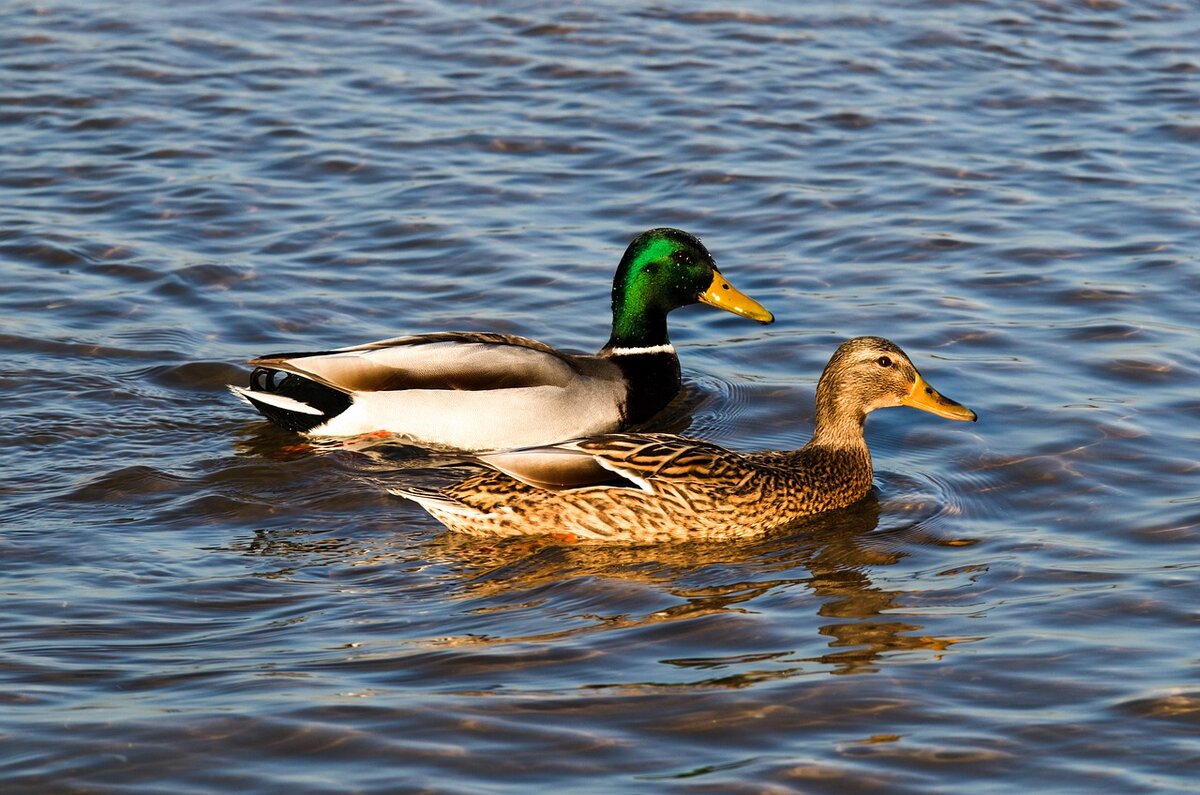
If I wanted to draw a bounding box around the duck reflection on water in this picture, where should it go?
[232,491,976,679]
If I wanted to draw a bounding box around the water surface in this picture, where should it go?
[3,1,1199,792]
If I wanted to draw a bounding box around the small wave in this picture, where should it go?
[139,361,247,391]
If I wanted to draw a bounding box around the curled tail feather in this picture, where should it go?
[229,367,352,432]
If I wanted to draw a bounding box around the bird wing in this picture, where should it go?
[478,433,749,494]
[248,332,588,394]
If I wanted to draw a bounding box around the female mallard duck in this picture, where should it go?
[230,228,773,450]
[395,337,977,542]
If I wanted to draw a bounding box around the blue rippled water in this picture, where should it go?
[3,1,1199,792]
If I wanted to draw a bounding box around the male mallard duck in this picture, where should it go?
[230,228,773,450]
[395,337,977,541]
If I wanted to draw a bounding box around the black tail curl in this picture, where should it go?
[245,367,353,433]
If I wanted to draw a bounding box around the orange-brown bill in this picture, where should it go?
[900,374,977,421]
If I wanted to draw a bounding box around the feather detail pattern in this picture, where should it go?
[399,435,873,542]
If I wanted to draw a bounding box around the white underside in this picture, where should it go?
[316,381,625,451]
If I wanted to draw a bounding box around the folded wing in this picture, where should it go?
[250,332,586,394]
[478,433,748,494]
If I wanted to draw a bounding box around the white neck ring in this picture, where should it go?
[607,343,676,356]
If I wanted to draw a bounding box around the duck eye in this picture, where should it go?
[643,264,658,276]
[876,356,892,368]
[670,250,693,267]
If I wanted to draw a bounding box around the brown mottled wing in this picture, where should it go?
[247,332,590,393]
[558,433,761,498]
[475,433,754,494]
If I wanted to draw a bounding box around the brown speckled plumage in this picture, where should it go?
[396,337,976,542]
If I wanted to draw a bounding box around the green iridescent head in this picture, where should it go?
[606,228,774,349]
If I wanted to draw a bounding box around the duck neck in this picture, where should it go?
[810,406,868,450]
[601,292,680,422]
[807,373,871,453]
[795,394,874,502]
[601,294,671,354]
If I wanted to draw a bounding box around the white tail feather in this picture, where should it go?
[227,385,325,415]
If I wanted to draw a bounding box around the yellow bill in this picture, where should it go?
[698,271,774,324]
[900,374,977,421]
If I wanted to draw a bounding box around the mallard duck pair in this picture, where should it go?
[233,228,976,542]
